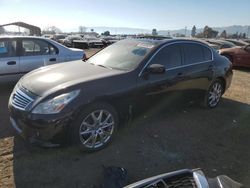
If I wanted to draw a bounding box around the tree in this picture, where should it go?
[79,26,86,33]
[239,32,243,39]
[191,25,196,37]
[203,26,218,38]
[91,29,94,32]
[195,32,204,38]
[102,31,110,36]
[220,30,227,38]
[152,28,158,36]
[228,32,239,39]
[42,26,62,34]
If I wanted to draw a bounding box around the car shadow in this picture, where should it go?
[10,92,250,187]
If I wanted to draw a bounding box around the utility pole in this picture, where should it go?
[184,26,187,37]
[248,26,250,38]
[18,22,20,34]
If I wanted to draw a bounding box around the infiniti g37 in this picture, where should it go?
[8,39,233,151]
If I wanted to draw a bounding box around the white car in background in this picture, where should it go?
[0,36,85,83]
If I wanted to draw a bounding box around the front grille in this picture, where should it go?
[146,174,197,188]
[167,176,197,188]
[12,88,34,111]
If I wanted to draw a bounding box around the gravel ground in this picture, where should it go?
[0,49,250,187]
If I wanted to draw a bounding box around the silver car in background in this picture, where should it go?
[0,36,85,83]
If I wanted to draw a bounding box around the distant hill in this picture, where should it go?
[157,25,250,36]
[86,25,250,36]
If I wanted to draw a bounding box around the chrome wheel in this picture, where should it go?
[79,110,115,149]
[208,82,222,107]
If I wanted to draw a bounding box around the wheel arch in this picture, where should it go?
[71,96,130,127]
[215,76,226,94]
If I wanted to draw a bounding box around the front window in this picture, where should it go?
[0,39,17,58]
[151,44,182,69]
[87,39,155,71]
[22,39,58,56]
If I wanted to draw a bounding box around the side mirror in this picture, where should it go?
[147,64,165,74]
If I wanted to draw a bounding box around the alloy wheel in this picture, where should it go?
[208,82,222,107]
[79,110,115,149]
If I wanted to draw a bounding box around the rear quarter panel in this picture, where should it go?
[213,52,233,91]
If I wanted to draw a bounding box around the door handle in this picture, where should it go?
[49,58,57,62]
[7,61,16,65]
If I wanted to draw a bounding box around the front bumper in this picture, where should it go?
[9,105,72,147]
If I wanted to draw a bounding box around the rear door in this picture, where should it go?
[180,42,214,91]
[0,38,20,82]
[19,38,59,73]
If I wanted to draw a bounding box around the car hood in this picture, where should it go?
[219,46,241,53]
[20,61,123,96]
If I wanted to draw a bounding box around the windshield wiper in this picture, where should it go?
[96,64,113,69]
[88,62,114,70]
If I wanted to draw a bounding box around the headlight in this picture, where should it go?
[32,90,80,114]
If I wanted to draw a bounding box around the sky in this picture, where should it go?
[0,0,250,32]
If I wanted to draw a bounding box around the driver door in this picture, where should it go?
[137,43,185,97]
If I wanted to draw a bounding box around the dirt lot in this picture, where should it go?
[1,49,250,187]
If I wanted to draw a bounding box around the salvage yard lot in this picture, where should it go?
[1,49,250,187]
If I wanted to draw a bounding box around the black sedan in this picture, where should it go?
[8,39,233,151]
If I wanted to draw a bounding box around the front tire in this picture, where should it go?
[71,103,118,152]
[204,80,224,108]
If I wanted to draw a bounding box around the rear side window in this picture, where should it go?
[22,39,58,56]
[203,46,212,61]
[152,44,182,69]
[0,39,17,58]
[182,43,212,65]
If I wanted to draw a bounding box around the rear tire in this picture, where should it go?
[204,79,224,108]
[71,103,118,152]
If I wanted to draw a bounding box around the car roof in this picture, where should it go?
[132,38,212,47]
[130,38,214,51]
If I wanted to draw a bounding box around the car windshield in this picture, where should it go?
[87,39,155,71]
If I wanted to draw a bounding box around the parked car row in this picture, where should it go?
[44,34,124,49]
[8,38,233,151]
[195,38,250,68]
[219,44,250,68]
